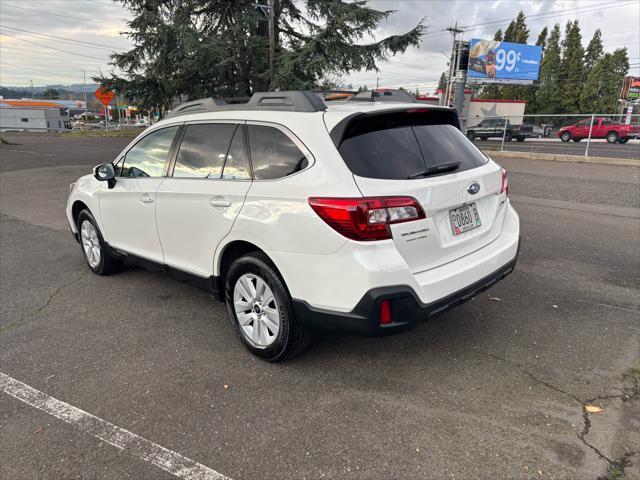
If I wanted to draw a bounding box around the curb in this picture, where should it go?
[483,149,640,167]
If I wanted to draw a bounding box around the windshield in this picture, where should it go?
[338,112,488,180]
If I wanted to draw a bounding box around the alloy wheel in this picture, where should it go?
[233,273,280,348]
[80,220,101,268]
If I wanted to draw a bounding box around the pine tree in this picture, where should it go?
[584,29,604,72]
[494,29,503,41]
[523,28,549,113]
[580,50,629,113]
[535,24,563,115]
[580,55,606,113]
[536,27,548,49]
[559,20,584,112]
[97,0,425,114]
[437,72,447,91]
[500,11,530,100]
[503,20,516,42]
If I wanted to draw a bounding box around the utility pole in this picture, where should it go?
[30,79,34,99]
[454,38,467,116]
[376,77,380,90]
[83,70,87,120]
[444,23,463,107]
[267,0,275,90]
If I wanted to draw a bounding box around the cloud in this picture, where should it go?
[0,0,638,90]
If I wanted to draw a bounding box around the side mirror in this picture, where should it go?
[94,163,116,189]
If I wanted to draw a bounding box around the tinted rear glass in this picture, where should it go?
[338,112,488,180]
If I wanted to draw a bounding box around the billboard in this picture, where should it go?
[467,38,542,84]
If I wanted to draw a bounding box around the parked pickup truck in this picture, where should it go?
[465,119,539,142]
[557,117,639,144]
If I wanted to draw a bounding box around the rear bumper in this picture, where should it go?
[293,239,519,336]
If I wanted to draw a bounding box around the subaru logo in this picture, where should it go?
[467,182,481,195]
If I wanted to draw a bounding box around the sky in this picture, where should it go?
[0,0,638,94]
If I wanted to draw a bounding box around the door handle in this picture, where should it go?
[139,193,154,203]
[208,197,231,208]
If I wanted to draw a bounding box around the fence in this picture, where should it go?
[458,113,640,159]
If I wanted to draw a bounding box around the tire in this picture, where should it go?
[504,132,513,142]
[77,209,123,275]
[516,137,525,142]
[572,138,581,142]
[225,252,312,362]
[560,131,572,142]
[618,137,629,144]
[466,131,476,141]
[606,131,619,144]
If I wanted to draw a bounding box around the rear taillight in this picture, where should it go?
[501,168,508,196]
[308,196,425,241]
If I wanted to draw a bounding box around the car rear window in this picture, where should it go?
[337,111,488,180]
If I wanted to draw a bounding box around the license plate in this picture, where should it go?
[450,203,481,236]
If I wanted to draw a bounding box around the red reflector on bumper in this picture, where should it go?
[380,300,392,325]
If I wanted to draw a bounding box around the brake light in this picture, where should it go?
[308,196,425,241]
[501,168,508,196]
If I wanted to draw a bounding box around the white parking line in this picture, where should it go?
[0,372,230,480]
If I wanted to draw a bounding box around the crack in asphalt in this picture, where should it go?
[474,349,638,475]
[0,269,88,335]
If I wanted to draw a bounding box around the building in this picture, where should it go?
[0,100,71,131]
[435,89,527,127]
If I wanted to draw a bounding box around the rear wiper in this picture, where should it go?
[407,161,461,179]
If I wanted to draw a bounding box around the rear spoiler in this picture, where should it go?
[328,107,460,148]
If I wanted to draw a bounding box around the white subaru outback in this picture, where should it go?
[67,91,519,361]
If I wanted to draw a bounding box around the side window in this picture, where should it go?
[173,123,235,178]
[121,126,178,178]
[248,125,309,180]
[222,125,251,180]
[600,118,611,125]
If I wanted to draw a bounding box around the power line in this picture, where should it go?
[0,61,100,76]
[1,2,123,27]
[0,25,125,52]
[459,1,627,31]
[0,32,113,61]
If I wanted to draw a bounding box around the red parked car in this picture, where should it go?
[557,117,639,144]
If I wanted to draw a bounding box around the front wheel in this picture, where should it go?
[504,132,513,142]
[466,131,476,141]
[560,132,571,142]
[77,210,122,275]
[516,137,525,142]
[606,131,619,144]
[225,253,312,362]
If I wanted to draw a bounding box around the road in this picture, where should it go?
[1,134,639,480]
[474,138,640,160]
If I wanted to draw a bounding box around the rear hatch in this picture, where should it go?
[333,108,506,274]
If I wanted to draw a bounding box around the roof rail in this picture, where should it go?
[349,89,417,103]
[165,90,326,118]
[248,91,327,112]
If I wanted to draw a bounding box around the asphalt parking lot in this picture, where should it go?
[1,134,639,480]
[473,138,640,160]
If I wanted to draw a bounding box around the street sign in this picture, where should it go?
[94,86,115,106]
[625,106,634,125]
